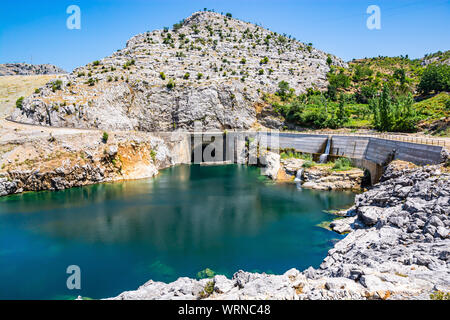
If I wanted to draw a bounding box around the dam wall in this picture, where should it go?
[190,131,445,184]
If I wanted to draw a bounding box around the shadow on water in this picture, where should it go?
[0,164,355,299]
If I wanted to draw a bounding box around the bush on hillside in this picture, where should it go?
[16,97,24,109]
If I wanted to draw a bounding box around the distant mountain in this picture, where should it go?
[0,63,66,76]
[10,11,345,131]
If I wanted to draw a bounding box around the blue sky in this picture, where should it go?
[0,0,448,71]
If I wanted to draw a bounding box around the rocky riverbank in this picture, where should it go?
[110,159,450,300]
[0,127,190,197]
[259,151,364,191]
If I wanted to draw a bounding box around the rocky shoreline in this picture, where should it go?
[1,121,448,300]
[259,151,364,191]
[110,159,450,300]
[0,128,190,197]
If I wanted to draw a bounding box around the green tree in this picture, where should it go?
[328,72,350,89]
[393,68,406,86]
[336,96,348,125]
[277,81,291,101]
[418,64,450,94]
[370,85,417,132]
[371,85,391,131]
[355,85,377,104]
[352,65,373,82]
[390,94,417,132]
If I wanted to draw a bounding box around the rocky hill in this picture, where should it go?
[10,11,346,132]
[0,63,66,76]
[421,50,450,66]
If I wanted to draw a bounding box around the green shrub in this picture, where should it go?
[102,132,109,143]
[276,81,292,101]
[167,79,176,89]
[150,150,157,162]
[86,78,95,86]
[16,97,24,109]
[328,72,350,89]
[34,88,40,94]
[333,158,353,171]
[352,64,373,82]
[302,160,315,168]
[198,281,215,299]
[123,59,135,68]
[260,56,269,65]
[326,55,333,66]
[354,85,377,104]
[93,60,100,66]
[183,72,190,80]
[430,291,450,300]
[173,20,184,32]
[160,72,166,80]
[51,80,63,92]
[197,73,203,80]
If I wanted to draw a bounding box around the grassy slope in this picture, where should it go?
[0,75,61,118]
[336,52,449,132]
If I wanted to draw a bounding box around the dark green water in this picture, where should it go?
[0,165,355,300]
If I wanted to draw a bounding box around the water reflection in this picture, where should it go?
[0,165,355,299]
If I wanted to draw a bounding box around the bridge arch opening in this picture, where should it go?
[361,169,372,188]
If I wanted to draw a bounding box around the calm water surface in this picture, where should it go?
[0,165,355,299]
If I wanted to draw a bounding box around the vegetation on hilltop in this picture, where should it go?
[265,52,449,136]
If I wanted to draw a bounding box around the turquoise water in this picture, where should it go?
[0,165,355,300]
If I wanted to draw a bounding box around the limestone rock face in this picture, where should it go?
[260,151,281,180]
[0,63,66,76]
[358,206,383,226]
[0,131,190,197]
[0,176,18,196]
[10,11,346,132]
[302,166,364,191]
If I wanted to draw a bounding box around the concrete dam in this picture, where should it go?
[189,131,445,185]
